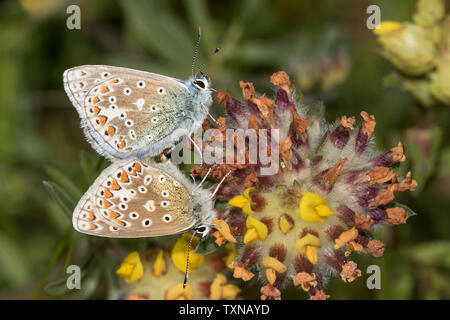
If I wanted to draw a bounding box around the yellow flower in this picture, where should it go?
[171,233,205,273]
[153,250,166,277]
[279,215,294,234]
[243,215,268,244]
[210,273,241,300]
[166,283,193,300]
[373,21,402,35]
[228,187,255,214]
[299,192,334,222]
[225,243,238,269]
[116,251,144,283]
[295,234,322,264]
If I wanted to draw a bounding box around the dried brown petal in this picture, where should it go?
[367,167,396,186]
[360,111,376,139]
[217,91,231,104]
[323,158,348,185]
[354,211,374,231]
[366,240,385,257]
[386,207,408,224]
[232,265,254,281]
[290,107,307,134]
[341,116,355,130]
[270,71,293,92]
[240,81,256,100]
[391,142,406,163]
[260,285,281,300]
[340,261,362,282]
[291,272,317,291]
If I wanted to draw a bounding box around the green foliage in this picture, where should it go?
[0,0,449,300]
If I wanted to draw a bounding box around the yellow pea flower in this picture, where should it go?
[171,233,205,273]
[116,251,144,283]
[243,215,268,244]
[295,234,322,264]
[210,273,241,300]
[153,250,166,277]
[373,21,402,35]
[299,192,334,222]
[228,187,255,214]
[225,242,238,269]
[166,283,193,300]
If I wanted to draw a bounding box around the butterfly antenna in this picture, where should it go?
[192,27,202,77]
[195,47,221,77]
[192,168,212,194]
[183,231,198,288]
[207,170,232,201]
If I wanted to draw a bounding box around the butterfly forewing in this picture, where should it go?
[73,159,196,238]
[63,65,192,160]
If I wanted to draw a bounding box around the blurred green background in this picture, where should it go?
[0,0,449,299]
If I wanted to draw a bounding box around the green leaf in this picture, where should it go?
[407,241,450,269]
[183,0,216,52]
[195,236,219,255]
[79,151,97,183]
[306,101,326,119]
[44,166,82,200]
[0,233,31,287]
[119,0,194,69]
[406,125,442,191]
[43,181,75,219]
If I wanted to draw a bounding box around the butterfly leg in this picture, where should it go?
[200,102,225,128]
[187,134,203,164]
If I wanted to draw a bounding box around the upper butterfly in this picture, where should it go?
[63,65,212,160]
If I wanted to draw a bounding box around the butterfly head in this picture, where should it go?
[191,200,215,239]
[192,73,211,91]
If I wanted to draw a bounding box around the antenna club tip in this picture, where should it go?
[198,26,202,36]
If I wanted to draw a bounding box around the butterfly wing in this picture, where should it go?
[73,159,196,238]
[63,65,194,160]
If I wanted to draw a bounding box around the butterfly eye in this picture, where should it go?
[194,80,205,89]
[197,226,206,232]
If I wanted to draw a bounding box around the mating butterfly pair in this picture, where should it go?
[63,65,218,240]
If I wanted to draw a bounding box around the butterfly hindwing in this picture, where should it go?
[73,159,196,238]
[63,65,194,160]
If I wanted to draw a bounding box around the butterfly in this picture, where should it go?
[72,157,225,240]
[63,65,213,160]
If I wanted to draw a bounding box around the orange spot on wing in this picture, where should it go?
[87,213,95,221]
[103,199,113,208]
[115,220,125,227]
[119,140,126,149]
[98,115,107,126]
[92,96,100,104]
[104,188,113,198]
[121,170,129,183]
[89,223,98,230]
[110,178,121,190]
[109,79,119,84]
[108,211,120,219]
[94,106,101,115]
[134,162,142,173]
[107,126,116,137]
[99,86,109,94]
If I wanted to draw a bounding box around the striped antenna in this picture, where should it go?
[191,27,202,77]
[183,230,198,288]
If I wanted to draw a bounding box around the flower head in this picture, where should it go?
[191,71,417,299]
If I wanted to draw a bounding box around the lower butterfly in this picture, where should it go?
[73,158,224,239]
